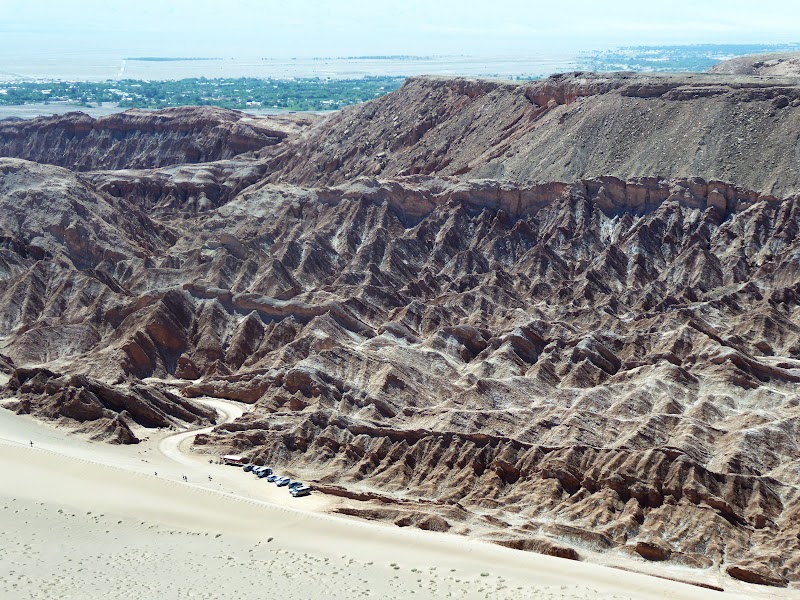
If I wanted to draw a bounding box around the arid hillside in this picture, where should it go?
[264,73,800,197]
[0,73,799,589]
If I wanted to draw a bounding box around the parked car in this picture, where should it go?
[287,481,303,490]
[256,468,272,478]
[290,486,312,497]
[243,464,255,472]
[266,474,278,482]
[275,476,291,487]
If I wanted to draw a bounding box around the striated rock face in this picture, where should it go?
[1,154,798,582]
[172,174,800,584]
[263,73,800,197]
[0,106,316,171]
[1,73,800,587]
[710,52,800,77]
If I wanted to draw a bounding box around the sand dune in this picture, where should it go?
[0,410,792,599]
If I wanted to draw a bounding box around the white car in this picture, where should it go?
[274,476,291,487]
[290,486,312,497]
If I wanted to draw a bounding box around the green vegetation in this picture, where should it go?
[0,76,406,111]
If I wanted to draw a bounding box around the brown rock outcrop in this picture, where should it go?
[634,540,672,561]
[493,537,581,561]
[86,158,273,215]
[0,158,171,268]
[726,562,788,587]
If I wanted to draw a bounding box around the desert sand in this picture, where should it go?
[0,406,793,600]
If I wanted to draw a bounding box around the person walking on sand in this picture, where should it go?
[29,440,33,447]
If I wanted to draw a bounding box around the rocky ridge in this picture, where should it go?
[0,72,799,588]
[0,106,316,171]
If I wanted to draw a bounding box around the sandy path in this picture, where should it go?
[158,398,244,467]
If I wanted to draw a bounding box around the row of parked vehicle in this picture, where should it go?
[242,463,312,497]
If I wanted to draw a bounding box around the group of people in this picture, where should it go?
[151,472,212,482]
[29,440,213,483]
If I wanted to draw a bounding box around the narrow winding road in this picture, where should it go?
[158,398,246,467]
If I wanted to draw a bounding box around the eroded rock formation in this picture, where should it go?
[4,367,216,443]
[1,72,799,587]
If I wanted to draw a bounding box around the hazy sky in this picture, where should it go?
[2,0,799,57]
